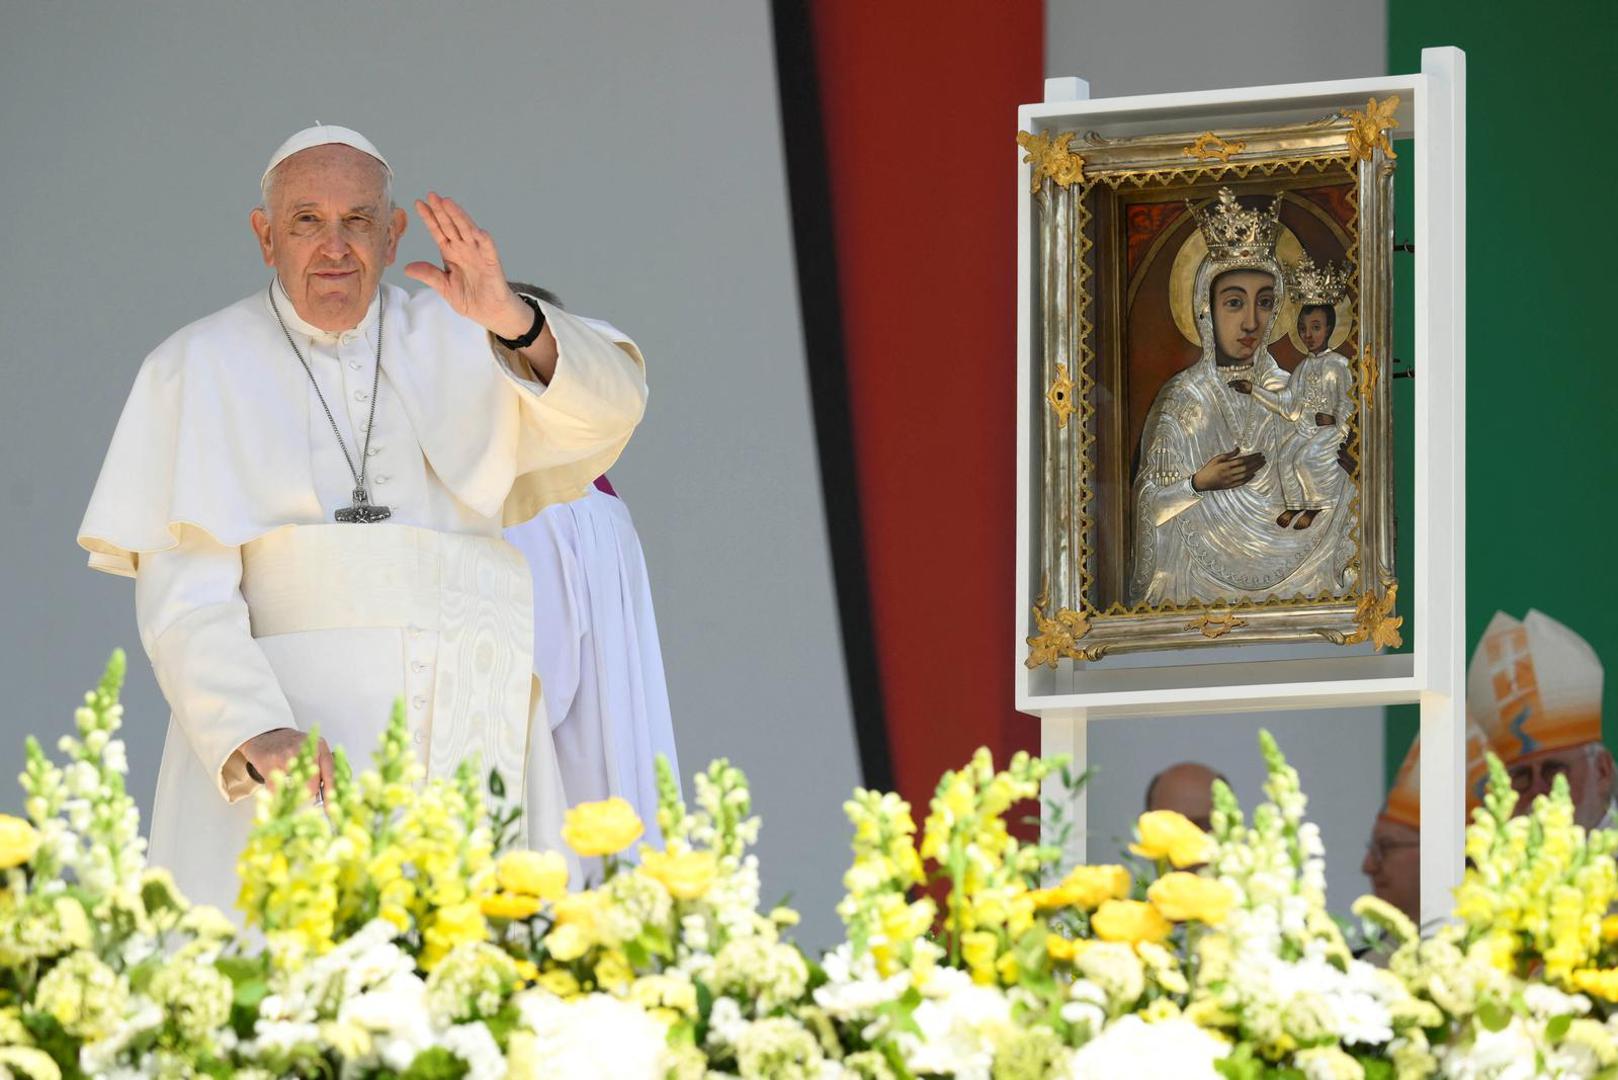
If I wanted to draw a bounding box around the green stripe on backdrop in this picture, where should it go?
[1384,0,1618,788]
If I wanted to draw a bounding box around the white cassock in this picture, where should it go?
[77,279,647,916]
[503,486,679,845]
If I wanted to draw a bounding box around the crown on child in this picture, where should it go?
[1285,255,1351,306]
[1190,188,1283,262]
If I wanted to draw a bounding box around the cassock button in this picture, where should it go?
[412,731,423,745]
[412,695,427,709]
[354,390,369,402]
[366,446,382,457]
[374,474,390,486]
[411,660,427,673]
[348,360,362,371]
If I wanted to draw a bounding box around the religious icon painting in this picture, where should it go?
[1019,101,1402,664]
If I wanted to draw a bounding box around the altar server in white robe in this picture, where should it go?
[504,476,680,846]
[76,125,648,916]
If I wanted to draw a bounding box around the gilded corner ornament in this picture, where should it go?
[1017,129,1086,194]
[1182,132,1247,163]
[1026,593,1096,669]
[1046,362,1078,429]
[1344,96,1400,162]
[1188,610,1246,638]
[1346,584,1404,650]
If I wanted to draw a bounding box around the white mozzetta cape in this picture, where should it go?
[80,283,646,575]
[77,282,647,915]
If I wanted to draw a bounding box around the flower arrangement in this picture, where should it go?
[6,653,1618,1078]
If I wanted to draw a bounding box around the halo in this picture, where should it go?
[1168,223,1305,347]
[1284,292,1354,353]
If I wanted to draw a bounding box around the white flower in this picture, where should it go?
[1438,1017,1539,1080]
[812,945,909,1019]
[1068,1016,1228,1080]
[898,967,1013,1080]
[441,1022,506,1080]
[514,990,671,1080]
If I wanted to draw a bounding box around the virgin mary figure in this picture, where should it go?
[1128,189,1355,607]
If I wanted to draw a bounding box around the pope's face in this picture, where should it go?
[250,144,407,332]
[1299,309,1331,353]
[1210,269,1276,363]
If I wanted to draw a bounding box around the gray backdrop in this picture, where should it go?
[1046,0,1391,913]
[0,1,861,948]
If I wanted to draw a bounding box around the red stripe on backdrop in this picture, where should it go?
[809,6,1045,814]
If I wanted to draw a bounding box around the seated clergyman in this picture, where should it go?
[77,125,648,916]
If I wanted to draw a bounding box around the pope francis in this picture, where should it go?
[75,125,648,915]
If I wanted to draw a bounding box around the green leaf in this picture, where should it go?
[487,768,506,800]
[1356,1055,1395,1080]
[1477,998,1512,1033]
[401,1046,472,1080]
[1547,1013,1574,1042]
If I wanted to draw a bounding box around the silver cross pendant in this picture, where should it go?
[335,486,392,524]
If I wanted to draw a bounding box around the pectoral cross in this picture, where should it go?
[335,486,392,524]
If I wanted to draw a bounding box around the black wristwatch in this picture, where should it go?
[495,293,547,350]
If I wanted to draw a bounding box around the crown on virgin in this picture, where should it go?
[1285,254,1351,306]
[1190,188,1283,262]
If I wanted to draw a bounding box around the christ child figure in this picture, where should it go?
[1228,256,1353,530]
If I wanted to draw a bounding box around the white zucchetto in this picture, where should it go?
[261,123,391,188]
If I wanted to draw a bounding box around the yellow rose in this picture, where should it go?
[561,798,645,858]
[639,849,719,900]
[1046,934,1083,963]
[546,923,591,963]
[537,969,581,997]
[1147,872,1235,925]
[481,892,543,920]
[1602,915,1618,944]
[1129,811,1214,868]
[1091,899,1172,945]
[496,850,570,900]
[0,815,40,870]
[1057,865,1133,910]
[594,950,634,991]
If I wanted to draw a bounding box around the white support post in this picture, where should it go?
[1044,76,1089,104]
[1041,709,1089,868]
[1415,45,1467,926]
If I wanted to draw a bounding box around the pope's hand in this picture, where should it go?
[404,192,533,340]
[240,728,334,805]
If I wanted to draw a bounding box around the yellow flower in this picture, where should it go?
[1091,899,1172,945]
[537,969,581,997]
[561,798,645,857]
[1129,811,1213,868]
[0,815,39,870]
[421,901,486,971]
[1046,934,1090,964]
[639,848,719,900]
[496,850,569,900]
[1601,915,1618,944]
[1147,873,1234,925]
[514,959,539,982]
[546,923,591,963]
[594,950,634,991]
[1054,865,1133,910]
[481,892,543,920]
[1573,968,1618,1002]
[961,930,1000,985]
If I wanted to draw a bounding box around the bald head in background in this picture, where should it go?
[1145,761,1227,832]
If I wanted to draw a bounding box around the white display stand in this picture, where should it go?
[1017,48,1465,925]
